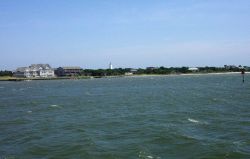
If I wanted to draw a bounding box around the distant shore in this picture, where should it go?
[0,71,247,81]
[121,72,247,78]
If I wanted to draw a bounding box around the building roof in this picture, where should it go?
[130,68,138,72]
[30,64,52,70]
[15,64,53,72]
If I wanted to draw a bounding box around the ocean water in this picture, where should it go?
[0,74,250,159]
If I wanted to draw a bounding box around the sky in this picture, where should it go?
[0,0,250,70]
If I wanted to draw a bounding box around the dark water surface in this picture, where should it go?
[0,74,250,159]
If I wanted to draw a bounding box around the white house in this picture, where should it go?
[188,67,199,72]
[14,64,55,78]
[14,67,31,77]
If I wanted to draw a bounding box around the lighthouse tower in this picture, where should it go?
[109,62,113,70]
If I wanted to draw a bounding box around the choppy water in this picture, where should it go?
[0,74,250,159]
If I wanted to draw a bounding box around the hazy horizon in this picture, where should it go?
[1,0,250,70]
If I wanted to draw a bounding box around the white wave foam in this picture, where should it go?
[27,110,32,113]
[188,118,199,123]
[50,104,60,108]
[139,151,160,159]
[233,141,245,146]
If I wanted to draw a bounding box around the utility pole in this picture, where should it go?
[241,67,245,83]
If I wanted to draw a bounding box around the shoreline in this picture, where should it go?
[0,72,247,81]
[122,71,248,78]
[0,76,91,81]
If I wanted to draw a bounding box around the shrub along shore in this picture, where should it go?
[0,72,246,81]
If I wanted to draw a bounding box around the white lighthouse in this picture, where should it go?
[109,62,113,70]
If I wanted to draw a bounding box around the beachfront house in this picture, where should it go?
[188,67,199,72]
[124,68,138,75]
[14,64,55,78]
[14,67,32,78]
[146,67,159,70]
[55,67,82,76]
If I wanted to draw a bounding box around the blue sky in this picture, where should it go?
[0,0,250,70]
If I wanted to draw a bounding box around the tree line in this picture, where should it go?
[0,66,248,77]
[80,66,247,77]
[0,70,13,76]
